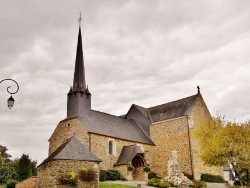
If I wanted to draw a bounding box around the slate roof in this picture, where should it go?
[39,136,101,167]
[73,27,87,92]
[147,94,199,122]
[114,145,144,166]
[133,104,151,119]
[78,110,154,145]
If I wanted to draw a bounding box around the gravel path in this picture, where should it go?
[109,181,155,188]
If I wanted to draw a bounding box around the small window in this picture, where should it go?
[108,141,113,155]
[108,140,116,156]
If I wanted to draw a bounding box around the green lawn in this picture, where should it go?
[100,182,136,188]
[1,182,136,188]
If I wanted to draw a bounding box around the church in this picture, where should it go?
[37,24,222,187]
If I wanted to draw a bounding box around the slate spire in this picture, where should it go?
[73,26,87,92]
[67,15,91,118]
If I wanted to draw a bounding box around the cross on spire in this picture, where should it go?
[197,85,200,94]
[78,12,82,27]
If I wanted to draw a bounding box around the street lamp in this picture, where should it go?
[0,79,19,109]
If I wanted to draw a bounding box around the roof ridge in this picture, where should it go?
[90,109,124,119]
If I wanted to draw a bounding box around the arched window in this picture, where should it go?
[108,139,116,156]
[108,140,113,155]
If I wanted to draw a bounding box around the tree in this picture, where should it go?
[16,154,37,181]
[193,117,250,185]
[0,146,14,184]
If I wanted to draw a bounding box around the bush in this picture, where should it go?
[127,165,135,171]
[233,180,241,186]
[191,180,207,188]
[200,173,225,183]
[158,181,172,188]
[79,168,96,182]
[99,170,107,182]
[107,169,120,181]
[143,165,151,173]
[147,178,161,186]
[148,171,158,179]
[60,171,77,186]
[6,179,17,188]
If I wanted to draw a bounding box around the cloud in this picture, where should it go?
[1,0,250,164]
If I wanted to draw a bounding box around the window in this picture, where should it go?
[108,139,116,156]
[108,140,113,155]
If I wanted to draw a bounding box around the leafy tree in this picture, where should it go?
[16,154,37,181]
[0,147,38,185]
[193,117,250,185]
[0,146,14,184]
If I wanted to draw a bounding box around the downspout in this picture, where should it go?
[187,115,194,179]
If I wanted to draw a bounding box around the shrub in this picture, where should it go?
[147,178,161,186]
[158,181,172,188]
[191,180,207,188]
[143,165,151,173]
[107,169,120,181]
[200,173,225,183]
[60,171,77,186]
[233,180,241,186]
[148,171,158,179]
[6,179,17,188]
[99,170,107,182]
[79,168,96,182]
[127,165,135,171]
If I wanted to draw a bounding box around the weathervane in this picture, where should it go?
[78,12,82,27]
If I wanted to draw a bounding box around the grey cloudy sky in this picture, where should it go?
[0,0,250,164]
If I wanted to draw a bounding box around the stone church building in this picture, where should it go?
[37,25,222,187]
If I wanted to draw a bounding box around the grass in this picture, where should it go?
[1,182,137,188]
[99,182,136,188]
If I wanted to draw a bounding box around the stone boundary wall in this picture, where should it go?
[15,176,37,188]
[37,160,99,188]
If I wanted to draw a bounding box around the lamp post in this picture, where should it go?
[0,79,19,109]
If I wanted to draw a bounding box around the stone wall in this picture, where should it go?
[16,176,37,188]
[90,133,152,171]
[149,117,192,177]
[49,118,89,155]
[189,95,223,179]
[133,166,148,181]
[37,160,99,188]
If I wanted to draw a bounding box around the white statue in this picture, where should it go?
[167,149,181,175]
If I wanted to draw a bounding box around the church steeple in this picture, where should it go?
[67,15,91,118]
[72,27,87,92]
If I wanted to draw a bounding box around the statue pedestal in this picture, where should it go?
[164,170,193,186]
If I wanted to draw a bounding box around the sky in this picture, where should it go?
[0,0,250,164]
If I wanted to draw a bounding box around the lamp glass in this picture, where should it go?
[7,96,15,109]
